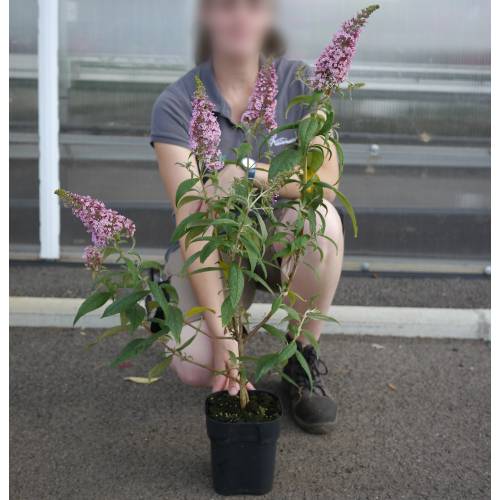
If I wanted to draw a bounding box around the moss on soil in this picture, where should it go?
[207,391,282,423]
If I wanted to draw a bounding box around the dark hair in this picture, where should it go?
[194,1,286,65]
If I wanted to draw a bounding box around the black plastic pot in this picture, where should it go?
[205,390,282,496]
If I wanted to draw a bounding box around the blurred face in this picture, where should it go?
[201,0,275,60]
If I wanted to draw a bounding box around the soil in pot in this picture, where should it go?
[206,390,281,423]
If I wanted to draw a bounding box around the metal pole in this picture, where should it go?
[38,0,60,259]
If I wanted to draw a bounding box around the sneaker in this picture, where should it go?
[283,340,337,434]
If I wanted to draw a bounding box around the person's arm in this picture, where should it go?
[254,136,340,202]
[154,142,241,394]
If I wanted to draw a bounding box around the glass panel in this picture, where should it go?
[280,0,491,259]
[11,0,489,260]
[58,0,195,135]
[10,0,39,248]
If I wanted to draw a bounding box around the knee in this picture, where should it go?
[173,360,212,387]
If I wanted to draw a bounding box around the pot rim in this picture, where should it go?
[205,389,283,425]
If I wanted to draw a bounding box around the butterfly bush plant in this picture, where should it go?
[57,5,379,411]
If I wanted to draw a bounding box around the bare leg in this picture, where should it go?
[163,249,254,390]
[164,250,216,387]
[276,201,343,434]
[277,200,344,343]
[169,319,215,387]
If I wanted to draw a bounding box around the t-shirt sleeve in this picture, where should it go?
[150,89,191,149]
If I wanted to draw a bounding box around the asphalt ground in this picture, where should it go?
[10,327,490,500]
[9,261,491,309]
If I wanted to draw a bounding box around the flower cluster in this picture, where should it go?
[56,189,136,271]
[312,4,379,93]
[83,245,104,272]
[189,76,224,172]
[241,61,278,132]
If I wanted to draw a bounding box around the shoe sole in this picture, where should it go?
[292,413,337,435]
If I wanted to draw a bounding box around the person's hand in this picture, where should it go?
[212,338,255,396]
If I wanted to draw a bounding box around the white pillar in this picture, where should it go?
[38,0,60,259]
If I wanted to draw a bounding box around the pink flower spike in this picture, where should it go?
[189,76,224,172]
[56,189,136,249]
[242,60,278,132]
[83,246,104,272]
[312,4,379,93]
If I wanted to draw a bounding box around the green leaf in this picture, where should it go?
[178,334,197,352]
[333,140,345,175]
[298,115,323,150]
[235,142,252,165]
[281,304,300,322]
[171,212,206,243]
[253,211,268,242]
[175,177,199,207]
[347,81,365,91]
[148,356,173,380]
[319,110,335,136]
[185,306,215,319]
[200,240,218,263]
[306,148,324,178]
[102,247,119,260]
[210,218,240,228]
[270,296,283,316]
[280,371,298,388]
[74,291,111,325]
[179,249,204,275]
[243,269,274,294]
[262,324,287,341]
[307,311,339,324]
[332,187,358,238]
[149,281,170,315]
[255,353,280,382]
[125,304,146,331]
[111,332,164,368]
[302,330,320,353]
[229,264,244,308]
[139,260,163,272]
[177,194,204,209]
[278,341,297,363]
[269,149,302,181]
[295,350,313,390]
[102,291,148,319]
[165,305,184,343]
[221,296,235,327]
[285,94,316,118]
[241,239,259,272]
[160,282,179,304]
[184,225,207,248]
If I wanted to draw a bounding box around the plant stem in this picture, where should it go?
[236,310,250,409]
[142,322,239,383]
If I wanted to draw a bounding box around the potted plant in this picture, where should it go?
[56,5,378,496]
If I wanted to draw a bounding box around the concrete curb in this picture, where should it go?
[9,297,490,340]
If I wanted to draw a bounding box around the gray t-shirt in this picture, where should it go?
[150,57,311,161]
